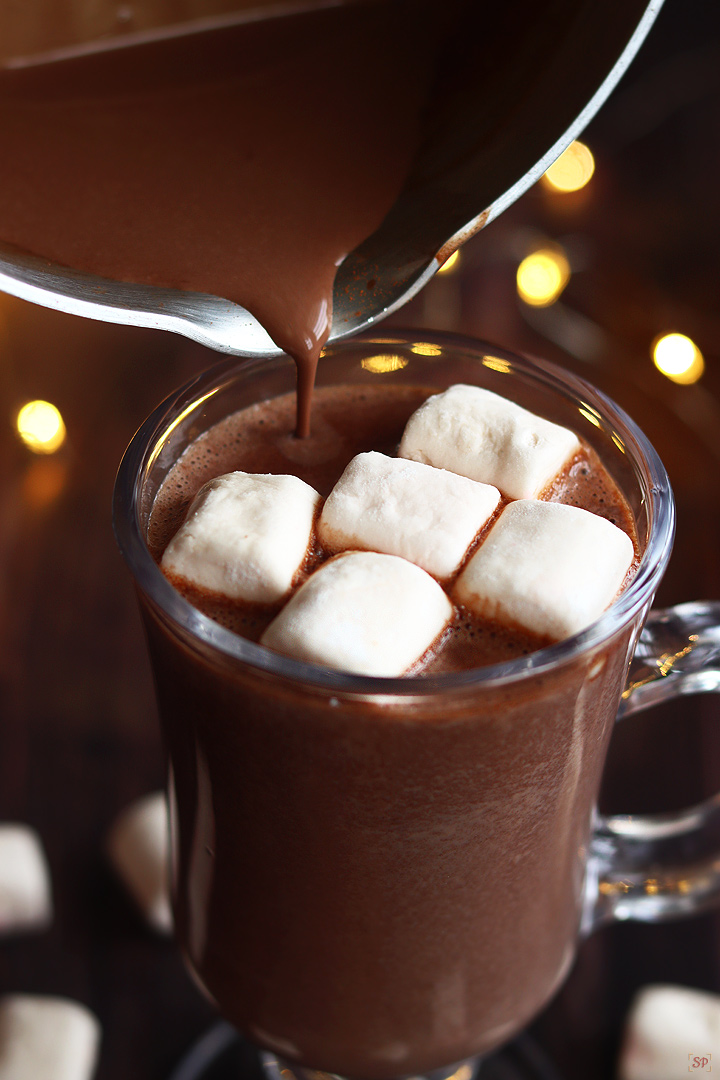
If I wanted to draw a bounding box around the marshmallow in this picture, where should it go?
[0,996,101,1080]
[161,472,321,603]
[318,451,500,579]
[0,825,52,936]
[261,551,454,676]
[453,500,634,640]
[618,985,720,1080]
[106,792,172,934]
[399,384,580,499]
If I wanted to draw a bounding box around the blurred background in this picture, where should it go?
[1,0,719,1076]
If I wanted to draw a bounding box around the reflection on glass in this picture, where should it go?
[482,356,512,374]
[578,404,602,428]
[360,354,409,374]
[411,343,443,357]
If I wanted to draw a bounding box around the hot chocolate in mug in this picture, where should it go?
[114,332,720,1080]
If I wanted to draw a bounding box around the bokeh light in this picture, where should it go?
[516,248,570,307]
[652,333,705,384]
[437,250,460,275]
[16,399,67,454]
[541,141,595,193]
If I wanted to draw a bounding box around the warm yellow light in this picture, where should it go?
[578,405,602,429]
[361,354,409,374]
[437,250,460,274]
[652,333,704,385]
[482,356,512,374]
[16,399,66,453]
[516,248,570,307]
[542,141,595,193]
[411,343,443,357]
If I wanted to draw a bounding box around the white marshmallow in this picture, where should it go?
[453,500,634,640]
[106,792,172,935]
[161,471,321,603]
[0,995,101,1080]
[318,451,500,579]
[261,551,454,676]
[0,825,52,936]
[399,384,580,499]
[618,985,720,1080]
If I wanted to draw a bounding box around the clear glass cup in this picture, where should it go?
[114,331,720,1080]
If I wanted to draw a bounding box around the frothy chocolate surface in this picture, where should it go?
[150,383,638,671]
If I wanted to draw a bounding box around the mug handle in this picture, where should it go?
[584,601,720,932]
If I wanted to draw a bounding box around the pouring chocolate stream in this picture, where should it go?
[0,0,451,434]
[0,0,664,433]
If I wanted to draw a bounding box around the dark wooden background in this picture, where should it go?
[1,0,720,1076]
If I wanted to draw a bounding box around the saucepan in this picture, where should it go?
[0,0,663,355]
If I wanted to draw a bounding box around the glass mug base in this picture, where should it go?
[169,1024,563,1080]
[114,332,720,1079]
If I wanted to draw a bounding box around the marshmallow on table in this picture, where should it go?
[454,500,634,640]
[318,451,500,579]
[106,791,172,934]
[399,384,580,499]
[0,995,101,1080]
[0,825,52,936]
[261,551,454,676]
[161,471,321,603]
[618,985,720,1080]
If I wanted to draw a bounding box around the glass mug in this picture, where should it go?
[114,332,720,1080]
